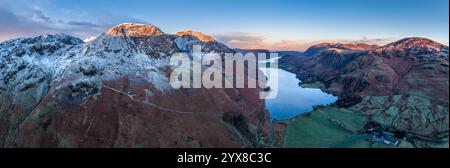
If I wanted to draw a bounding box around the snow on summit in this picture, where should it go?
[0,23,238,95]
[175,30,215,42]
[105,23,165,37]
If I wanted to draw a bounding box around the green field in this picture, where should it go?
[283,106,413,148]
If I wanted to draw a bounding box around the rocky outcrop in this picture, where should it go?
[105,23,164,37]
[350,94,448,147]
[174,30,214,42]
[172,30,234,54]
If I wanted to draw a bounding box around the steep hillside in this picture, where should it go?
[0,23,272,148]
[279,38,449,147]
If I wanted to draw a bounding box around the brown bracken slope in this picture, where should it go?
[280,37,449,146]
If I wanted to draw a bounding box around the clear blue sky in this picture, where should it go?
[0,0,448,50]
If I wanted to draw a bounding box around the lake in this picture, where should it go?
[261,67,337,121]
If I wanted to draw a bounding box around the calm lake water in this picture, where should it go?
[261,67,337,120]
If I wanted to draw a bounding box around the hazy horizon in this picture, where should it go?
[1,0,448,51]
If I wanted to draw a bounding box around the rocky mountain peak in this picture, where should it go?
[304,42,377,56]
[1,33,83,46]
[174,30,215,42]
[311,43,378,51]
[336,43,379,51]
[379,37,448,53]
[105,23,164,37]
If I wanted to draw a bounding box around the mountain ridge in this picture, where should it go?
[0,23,273,148]
[375,37,449,53]
[279,37,449,147]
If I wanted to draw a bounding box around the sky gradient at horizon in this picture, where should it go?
[0,0,448,50]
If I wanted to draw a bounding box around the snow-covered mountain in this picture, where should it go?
[0,23,272,148]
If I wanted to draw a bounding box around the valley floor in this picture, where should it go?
[282,105,446,148]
